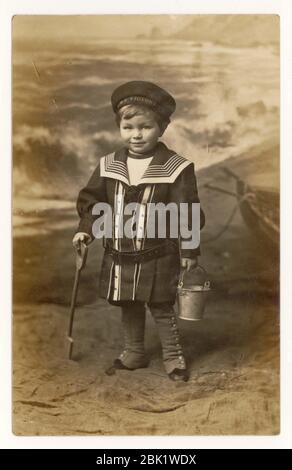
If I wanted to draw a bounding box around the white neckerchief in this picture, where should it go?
[127,151,153,186]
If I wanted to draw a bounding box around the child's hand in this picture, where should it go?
[181,257,198,271]
[72,232,92,248]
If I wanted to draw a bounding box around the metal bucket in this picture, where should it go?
[177,266,211,321]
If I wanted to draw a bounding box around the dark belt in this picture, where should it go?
[104,240,179,264]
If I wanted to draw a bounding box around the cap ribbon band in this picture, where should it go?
[116,96,169,118]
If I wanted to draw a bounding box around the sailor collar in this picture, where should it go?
[100,142,191,186]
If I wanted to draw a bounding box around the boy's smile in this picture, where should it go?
[119,113,163,155]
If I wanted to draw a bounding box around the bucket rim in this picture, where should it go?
[177,285,211,292]
[178,315,203,321]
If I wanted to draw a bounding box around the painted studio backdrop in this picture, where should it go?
[13,15,279,435]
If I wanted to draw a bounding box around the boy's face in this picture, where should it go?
[119,111,163,154]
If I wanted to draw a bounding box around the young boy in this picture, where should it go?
[73,81,205,382]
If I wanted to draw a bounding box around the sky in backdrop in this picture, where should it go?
[12,15,192,40]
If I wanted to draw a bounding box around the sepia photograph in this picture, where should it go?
[12,14,280,436]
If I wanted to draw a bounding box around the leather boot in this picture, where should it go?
[149,302,188,379]
[118,301,148,369]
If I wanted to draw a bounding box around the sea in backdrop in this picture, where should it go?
[13,38,279,209]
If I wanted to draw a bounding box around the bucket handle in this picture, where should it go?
[178,265,209,289]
